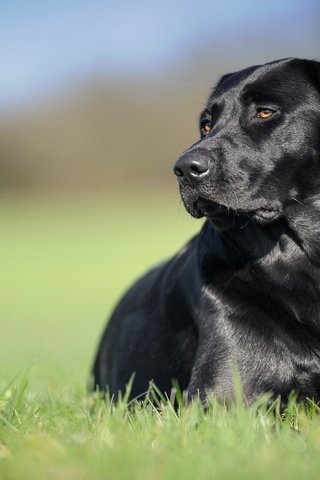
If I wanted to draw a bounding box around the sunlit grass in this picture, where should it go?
[1,373,320,480]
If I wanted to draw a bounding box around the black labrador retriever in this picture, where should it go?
[93,58,320,405]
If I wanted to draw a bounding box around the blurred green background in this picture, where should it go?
[0,0,319,387]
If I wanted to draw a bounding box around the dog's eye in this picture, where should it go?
[257,108,274,120]
[201,122,213,135]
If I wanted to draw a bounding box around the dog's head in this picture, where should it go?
[174,58,320,233]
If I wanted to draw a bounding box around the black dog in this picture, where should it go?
[93,58,320,404]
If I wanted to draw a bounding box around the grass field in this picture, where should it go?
[1,191,320,480]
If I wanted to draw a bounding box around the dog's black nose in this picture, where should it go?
[173,153,210,182]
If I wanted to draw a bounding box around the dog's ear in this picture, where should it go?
[209,72,234,98]
[202,73,235,115]
[219,72,234,83]
[315,61,320,88]
[308,59,320,91]
[216,72,234,88]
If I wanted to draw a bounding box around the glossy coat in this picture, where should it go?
[93,58,320,404]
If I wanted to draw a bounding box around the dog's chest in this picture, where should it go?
[201,269,320,400]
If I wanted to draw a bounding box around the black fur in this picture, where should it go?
[93,58,320,404]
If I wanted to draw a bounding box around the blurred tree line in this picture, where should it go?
[0,77,204,192]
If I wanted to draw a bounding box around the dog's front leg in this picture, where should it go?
[186,338,234,405]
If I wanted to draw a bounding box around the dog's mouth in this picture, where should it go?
[194,198,282,226]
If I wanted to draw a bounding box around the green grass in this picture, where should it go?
[0,191,198,387]
[1,191,320,479]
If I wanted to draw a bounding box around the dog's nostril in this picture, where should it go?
[190,161,209,176]
[191,164,205,175]
[174,153,210,181]
[174,166,184,177]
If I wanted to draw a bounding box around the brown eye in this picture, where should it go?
[257,109,274,120]
[202,122,213,134]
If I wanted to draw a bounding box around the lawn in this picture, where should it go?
[1,191,320,480]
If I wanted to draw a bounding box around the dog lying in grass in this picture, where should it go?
[93,58,320,405]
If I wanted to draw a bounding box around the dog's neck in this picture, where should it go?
[285,197,320,267]
[199,218,320,328]
[201,211,320,267]
[199,219,288,269]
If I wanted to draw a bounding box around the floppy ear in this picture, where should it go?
[216,72,234,89]
[308,59,320,90]
[201,73,235,118]
[208,72,234,99]
[218,72,234,83]
[316,61,320,88]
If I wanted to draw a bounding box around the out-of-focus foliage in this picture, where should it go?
[0,79,201,190]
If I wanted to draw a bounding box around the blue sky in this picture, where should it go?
[0,0,319,109]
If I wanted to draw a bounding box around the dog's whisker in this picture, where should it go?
[183,86,208,99]
[292,197,305,207]
[239,219,250,229]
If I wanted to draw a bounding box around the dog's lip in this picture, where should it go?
[195,198,281,222]
[196,199,229,217]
